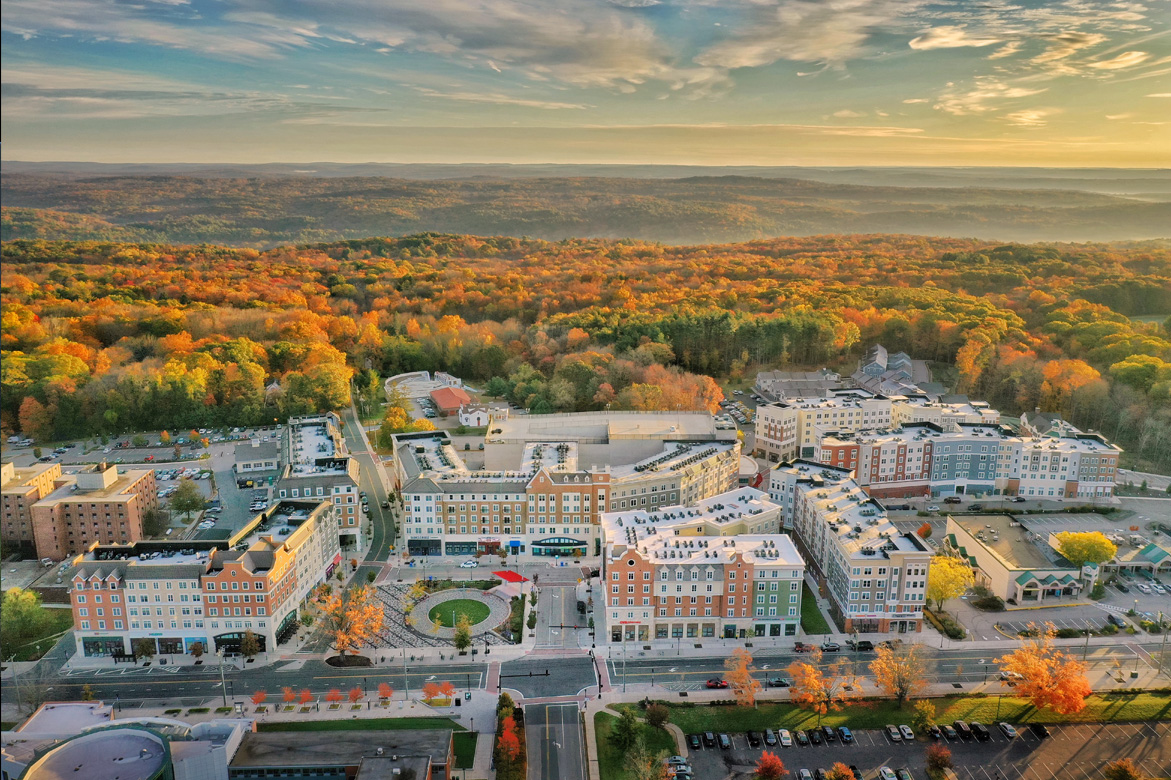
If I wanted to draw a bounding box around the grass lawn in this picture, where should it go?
[2,609,75,662]
[800,583,831,635]
[429,599,491,627]
[620,691,1171,734]
[453,731,477,768]
[595,713,678,780]
[258,717,465,733]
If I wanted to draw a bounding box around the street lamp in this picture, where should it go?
[216,649,228,707]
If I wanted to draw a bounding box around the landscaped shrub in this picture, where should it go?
[925,609,966,640]
[971,595,1005,612]
[1055,628,1086,639]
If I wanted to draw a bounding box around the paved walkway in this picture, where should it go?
[410,588,512,639]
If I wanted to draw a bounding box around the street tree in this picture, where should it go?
[926,555,975,611]
[169,478,205,522]
[310,583,384,658]
[725,647,763,707]
[996,622,1092,714]
[298,689,312,705]
[422,682,441,702]
[868,642,929,707]
[189,641,204,661]
[1053,531,1117,568]
[349,687,363,704]
[453,613,473,653]
[787,649,848,725]
[327,688,344,703]
[825,764,854,780]
[610,707,640,751]
[240,629,260,661]
[439,681,456,702]
[133,638,156,662]
[81,684,95,702]
[283,687,296,705]
[754,751,786,780]
[378,683,394,700]
[251,690,267,707]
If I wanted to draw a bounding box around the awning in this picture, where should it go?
[494,570,528,583]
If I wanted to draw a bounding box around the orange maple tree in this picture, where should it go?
[754,751,786,780]
[311,584,384,657]
[497,715,522,760]
[996,622,1092,714]
[348,687,363,704]
[378,682,394,700]
[282,686,296,704]
[439,681,456,701]
[868,642,928,707]
[250,690,267,706]
[787,649,849,724]
[298,689,312,705]
[725,647,762,708]
[422,682,441,702]
[326,688,343,703]
[826,763,855,780]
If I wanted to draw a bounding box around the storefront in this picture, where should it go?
[214,631,268,655]
[531,537,587,557]
[407,539,442,556]
[445,541,477,556]
[276,611,299,645]
[82,636,126,657]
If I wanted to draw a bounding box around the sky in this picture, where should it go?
[2,0,1169,166]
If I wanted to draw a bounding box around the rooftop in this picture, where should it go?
[38,466,153,504]
[951,514,1072,570]
[16,702,113,736]
[1015,514,1170,566]
[230,729,450,770]
[488,410,726,444]
[520,441,578,473]
[1,461,59,492]
[24,727,168,780]
[234,439,282,462]
[610,441,737,479]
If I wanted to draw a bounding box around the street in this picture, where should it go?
[526,702,586,780]
[338,405,397,561]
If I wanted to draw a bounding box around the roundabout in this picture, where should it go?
[409,588,511,639]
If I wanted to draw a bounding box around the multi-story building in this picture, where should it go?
[396,429,739,558]
[275,414,363,552]
[600,488,803,642]
[771,461,932,633]
[754,390,893,463]
[813,422,1120,500]
[891,397,1000,429]
[754,368,841,402]
[68,499,339,659]
[30,463,159,561]
[233,438,282,479]
[1,461,62,557]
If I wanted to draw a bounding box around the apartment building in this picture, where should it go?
[754,368,841,401]
[30,463,159,561]
[813,423,1120,500]
[69,500,338,658]
[1,461,62,556]
[233,438,282,476]
[891,397,1000,429]
[754,390,893,463]
[771,461,932,633]
[275,413,363,552]
[608,442,740,513]
[600,488,803,642]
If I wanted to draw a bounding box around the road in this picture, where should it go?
[3,659,487,710]
[535,584,585,650]
[605,644,1164,691]
[338,405,396,562]
[525,703,586,780]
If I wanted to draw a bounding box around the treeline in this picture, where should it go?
[4,173,1171,246]
[1,233,1168,467]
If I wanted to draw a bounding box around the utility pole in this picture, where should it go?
[1083,620,1092,662]
[217,650,227,707]
[1159,611,1168,677]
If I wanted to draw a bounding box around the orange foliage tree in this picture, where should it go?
[754,751,786,780]
[787,649,849,726]
[497,715,522,760]
[378,682,394,700]
[725,647,762,708]
[348,687,363,704]
[326,688,343,703]
[422,682,441,702]
[310,584,384,658]
[282,686,296,704]
[298,689,312,705]
[826,763,855,780]
[250,690,267,706]
[996,622,1092,714]
[439,681,456,702]
[868,642,928,708]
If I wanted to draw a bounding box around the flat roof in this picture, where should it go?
[235,439,281,461]
[489,411,720,443]
[38,470,152,504]
[18,702,113,736]
[610,441,737,479]
[952,514,1070,570]
[1,461,58,491]
[1016,514,1170,566]
[231,729,451,769]
[520,441,578,473]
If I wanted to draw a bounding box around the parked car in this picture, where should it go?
[927,505,941,512]
[705,679,729,689]
[702,732,716,747]
[942,725,958,740]
[998,722,1018,739]
[927,725,942,740]
[899,725,914,741]
[821,725,836,742]
[846,639,874,651]
[849,766,864,780]
[820,641,841,652]
[717,733,731,750]
[953,721,973,740]
[763,729,777,747]
[1138,583,1152,594]
[838,726,853,743]
[793,641,813,653]
[1117,582,1131,593]
[665,756,688,766]
[971,722,991,741]
[1011,496,1028,503]
[944,496,962,504]
[885,724,902,742]
[686,734,701,750]
[1029,724,1051,739]
[768,677,792,687]
[798,771,813,780]
[460,559,479,568]
[897,770,915,780]
[746,731,762,747]
[1108,613,1127,627]
[778,729,793,747]
[967,503,983,511]
[879,769,897,780]
[808,728,822,745]
[794,730,809,746]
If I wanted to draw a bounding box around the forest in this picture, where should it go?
[4,172,1171,247]
[1,233,1169,469]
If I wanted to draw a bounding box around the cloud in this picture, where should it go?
[987,40,1023,60]
[833,109,865,118]
[1032,32,1108,65]
[902,98,928,104]
[1004,109,1053,127]
[1148,93,1171,97]
[1086,51,1150,70]
[908,26,1002,51]
[934,78,1047,116]
[414,88,589,109]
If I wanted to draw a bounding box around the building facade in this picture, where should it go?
[275,414,363,552]
[771,461,932,633]
[601,488,803,642]
[1,461,62,557]
[754,390,893,463]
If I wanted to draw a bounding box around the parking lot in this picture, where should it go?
[680,722,1170,779]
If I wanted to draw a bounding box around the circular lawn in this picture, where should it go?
[428,598,492,627]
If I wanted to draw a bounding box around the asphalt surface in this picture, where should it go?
[535,585,587,650]
[682,722,1171,780]
[525,702,586,780]
[339,405,397,562]
[499,656,597,699]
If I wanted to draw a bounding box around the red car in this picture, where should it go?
[706,679,729,689]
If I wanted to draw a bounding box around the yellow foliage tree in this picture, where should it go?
[1053,531,1117,568]
[868,642,928,707]
[996,622,1092,715]
[310,584,384,658]
[786,649,848,726]
[724,647,762,708]
[926,555,974,612]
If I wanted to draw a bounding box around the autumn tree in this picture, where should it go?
[754,751,786,780]
[825,764,855,780]
[378,682,394,700]
[996,622,1092,714]
[495,713,524,780]
[926,744,954,774]
[310,583,384,658]
[869,642,928,707]
[283,686,296,705]
[81,684,95,702]
[240,629,260,660]
[627,738,669,780]
[439,681,456,702]
[787,649,848,726]
[1053,531,1117,568]
[251,690,267,707]
[645,702,669,729]
[298,689,312,705]
[911,699,937,732]
[422,682,441,702]
[348,686,363,704]
[326,688,344,703]
[1103,759,1148,780]
[926,555,974,612]
[725,647,763,707]
[454,613,473,653]
[18,397,52,441]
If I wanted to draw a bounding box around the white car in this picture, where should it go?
[777,728,792,747]
[927,505,941,512]
[460,559,479,568]
[1154,584,1167,595]
[1138,583,1152,594]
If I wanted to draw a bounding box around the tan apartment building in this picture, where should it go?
[1,461,62,556]
[31,463,159,561]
